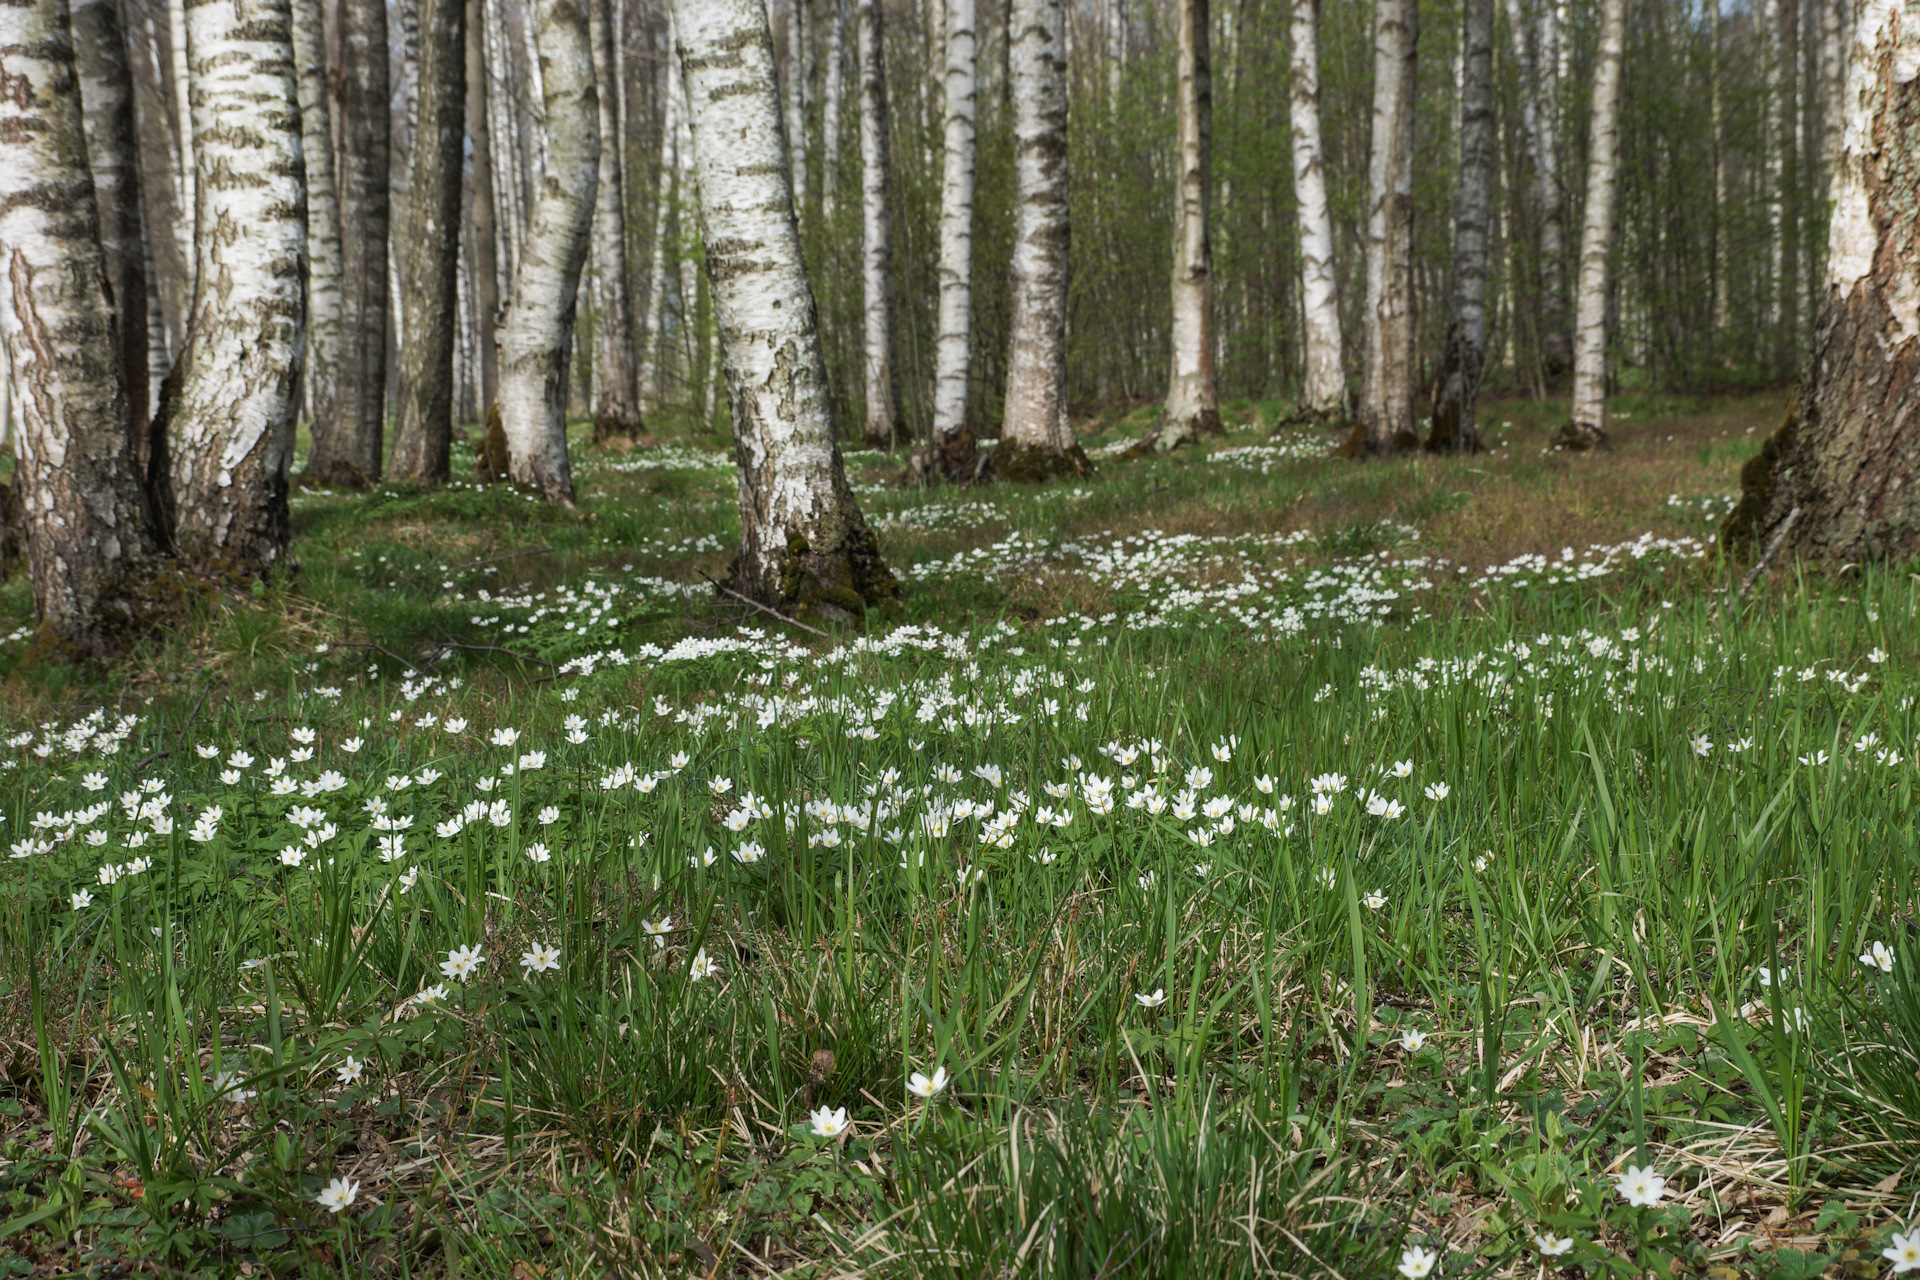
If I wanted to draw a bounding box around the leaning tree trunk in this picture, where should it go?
[163,0,305,579]
[495,0,598,504]
[1349,0,1417,457]
[671,0,898,618]
[1724,0,1920,562]
[858,0,901,448]
[999,0,1087,480]
[1290,0,1345,421]
[291,0,341,468]
[0,0,169,652]
[1559,0,1624,450]
[70,0,155,489]
[921,0,980,480]
[1145,0,1220,453]
[1428,0,1494,453]
[390,0,466,482]
[466,0,500,414]
[308,0,388,487]
[586,0,642,441]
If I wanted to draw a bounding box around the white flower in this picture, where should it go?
[520,942,561,974]
[1253,775,1275,793]
[1861,941,1895,973]
[907,1066,950,1098]
[517,751,546,771]
[524,842,552,864]
[82,772,107,792]
[440,943,486,982]
[1390,759,1414,778]
[196,743,220,759]
[341,737,364,754]
[1884,1229,1920,1273]
[688,948,720,981]
[538,805,560,825]
[1312,794,1334,816]
[220,769,242,785]
[1691,734,1712,757]
[1423,782,1450,801]
[336,1055,364,1086]
[668,750,690,770]
[1185,765,1213,790]
[1397,1245,1438,1278]
[1757,966,1776,987]
[228,751,254,768]
[810,1105,849,1138]
[1363,890,1387,910]
[490,727,519,747]
[733,841,765,865]
[1400,1028,1427,1051]
[398,867,420,894]
[1135,988,1167,1009]
[1533,1234,1574,1257]
[643,917,673,949]
[1614,1164,1667,1207]
[315,1176,358,1214]
[1210,741,1233,762]
[1138,870,1158,890]
[709,775,734,796]
[290,727,317,745]
[689,846,719,869]
[1869,647,1889,664]
[70,889,92,910]
[278,848,305,869]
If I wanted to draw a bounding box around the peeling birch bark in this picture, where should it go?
[163,0,306,580]
[923,0,979,478]
[1146,0,1220,453]
[1726,0,1920,561]
[1000,0,1087,480]
[0,0,168,651]
[1561,0,1624,450]
[1290,0,1345,420]
[495,0,599,504]
[671,0,897,616]
[1350,0,1418,456]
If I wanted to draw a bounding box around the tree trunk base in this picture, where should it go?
[725,524,901,625]
[475,403,510,482]
[902,428,994,485]
[1130,406,1224,456]
[1336,424,1420,458]
[592,407,646,444]
[994,442,1093,482]
[1552,420,1610,452]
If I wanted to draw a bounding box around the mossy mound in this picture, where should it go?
[993,443,1093,483]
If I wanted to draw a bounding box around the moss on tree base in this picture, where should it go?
[993,443,1093,483]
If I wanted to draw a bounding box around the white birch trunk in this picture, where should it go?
[0,0,167,648]
[588,0,642,438]
[1290,0,1344,418]
[496,0,599,504]
[1000,0,1084,477]
[930,0,976,457]
[166,0,193,288]
[1353,0,1417,455]
[858,0,900,446]
[639,36,679,410]
[670,0,896,615]
[1503,0,1568,372]
[1151,0,1219,451]
[822,0,846,219]
[1428,0,1494,452]
[1763,0,1784,328]
[291,0,342,451]
[167,0,305,576]
[1563,0,1625,448]
[787,0,810,211]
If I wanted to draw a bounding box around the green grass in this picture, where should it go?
[0,392,1915,1278]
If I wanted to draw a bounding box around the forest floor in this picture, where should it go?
[2,388,1918,1279]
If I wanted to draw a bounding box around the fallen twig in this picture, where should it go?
[1737,505,1800,600]
[697,571,829,639]
[325,638,423,674]
[435,640,559,668]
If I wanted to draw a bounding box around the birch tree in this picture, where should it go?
[822,0,846,219]
[1000,0,1087,480]
[1724,0,1920,560]
[1145,0,1220,452]
[1503,0,1569,374]
[787,0,810,212]
[1290,0,1344,421]
[1349,0,1418,456]
[70,0,154,481]
[290,0,341,464]
[164,0,305,579]
[1428,0,1493,453]
[671,0,897,617]
[923,0,980,478]
[391,0,466,482]
[859,0,901,447]
[307,0,389,486]
[466,0,500,414]
[587,0,642,441]
[495,0,599,504]
[0,0,169,650]
[1560,0,1625,450]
